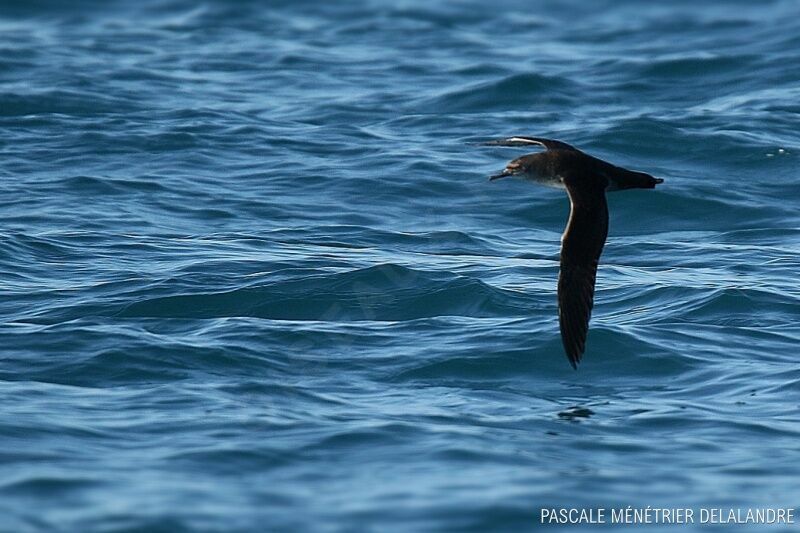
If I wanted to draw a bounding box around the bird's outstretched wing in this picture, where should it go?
[483,136,578,151]
[558,173,609,368]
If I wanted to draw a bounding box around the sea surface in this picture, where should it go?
[1,0,799,531]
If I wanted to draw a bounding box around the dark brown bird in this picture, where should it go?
[485,136,663,369]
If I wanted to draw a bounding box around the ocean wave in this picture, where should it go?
[0,90,138,117]
[117,264,529,321]
[417,73,580,114]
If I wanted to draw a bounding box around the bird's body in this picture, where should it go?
[485,136,663,369]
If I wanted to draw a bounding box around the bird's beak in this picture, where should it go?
[489,171,511,181]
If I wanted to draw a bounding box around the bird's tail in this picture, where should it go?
[611,167,664,190]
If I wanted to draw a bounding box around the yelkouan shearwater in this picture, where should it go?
[485,136,663,369]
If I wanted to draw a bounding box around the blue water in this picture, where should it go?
[2,0,799,531]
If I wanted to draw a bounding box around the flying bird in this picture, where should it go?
[485,136,663,368]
